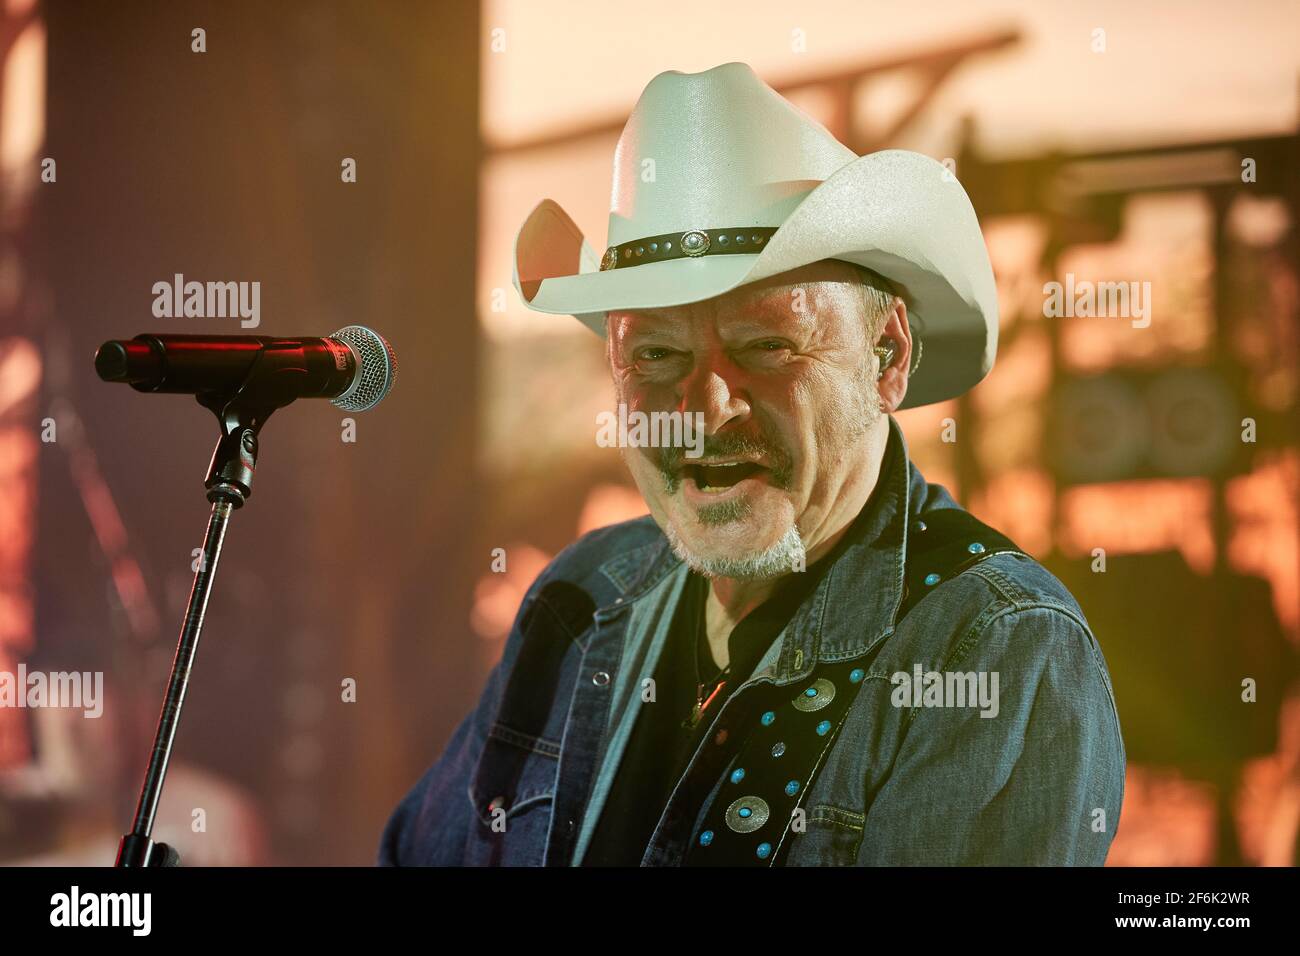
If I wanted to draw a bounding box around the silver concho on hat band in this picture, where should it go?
[679,229,711,256]
[599,246,619,272]
[725,796,770,833]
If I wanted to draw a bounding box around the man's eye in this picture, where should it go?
[754,339,789,352]
[637,347,673,361]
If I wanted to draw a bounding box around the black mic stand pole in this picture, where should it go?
[115,362,298,867]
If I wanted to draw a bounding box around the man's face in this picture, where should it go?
[608,259,884,579]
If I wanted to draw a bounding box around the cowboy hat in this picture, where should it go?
[511,61,998,409]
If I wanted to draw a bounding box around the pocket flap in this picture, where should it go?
[467,722,560,827]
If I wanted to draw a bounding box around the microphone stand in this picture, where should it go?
[115,357,300,867]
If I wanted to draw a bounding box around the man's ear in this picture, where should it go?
[875,298,911,413]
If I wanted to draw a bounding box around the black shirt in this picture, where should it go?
[582,542,840,866]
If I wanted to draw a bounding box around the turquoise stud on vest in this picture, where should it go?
[756,842,773,860]
[761,710,776,726]
[699,829,714,846]
[730,767,746,784]
[924,572,941,586]
[968,541,986,554]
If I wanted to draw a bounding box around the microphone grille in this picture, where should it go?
[329,326,397,412]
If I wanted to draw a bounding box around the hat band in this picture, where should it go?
[599,226,779,272]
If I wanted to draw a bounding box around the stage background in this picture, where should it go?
[0,0,1296,865]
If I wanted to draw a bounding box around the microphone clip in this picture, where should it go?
[195,346,303,507]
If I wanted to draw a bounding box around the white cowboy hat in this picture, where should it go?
[511,61,998,409]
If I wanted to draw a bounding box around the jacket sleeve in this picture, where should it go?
[376,659,505,866]
[377,557,559,865]
[857,605,1126,865]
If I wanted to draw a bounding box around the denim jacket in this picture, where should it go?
[379,416,1126,866]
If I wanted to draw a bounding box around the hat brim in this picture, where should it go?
[512,150,997,409]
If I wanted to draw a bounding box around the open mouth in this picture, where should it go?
[683,461,767,492]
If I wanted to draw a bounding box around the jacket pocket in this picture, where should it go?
[784,804,865,866]
[465,721,560,865]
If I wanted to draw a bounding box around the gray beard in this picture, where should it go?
[664,519,807,580]
[639,360,881,581]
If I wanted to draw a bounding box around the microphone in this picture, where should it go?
[93,326,396,412]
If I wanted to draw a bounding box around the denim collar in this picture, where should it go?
[594,414,917,683]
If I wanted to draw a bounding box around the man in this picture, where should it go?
[380,62,1125,866]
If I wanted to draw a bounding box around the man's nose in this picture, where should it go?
[679,357,751,432]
